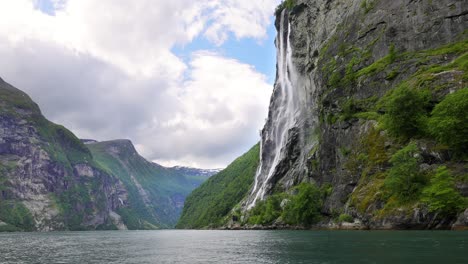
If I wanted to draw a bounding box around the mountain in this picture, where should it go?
[87,140,211,228]
[0,79,210,231]
[0,78,127,231]
[171,166,221,178]
[176,144,259,229]
[178,0,468,230]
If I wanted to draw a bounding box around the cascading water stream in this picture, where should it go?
[247,10,300,209]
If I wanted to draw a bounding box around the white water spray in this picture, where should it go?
[247,10,301,209]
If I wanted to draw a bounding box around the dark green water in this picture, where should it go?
[0,230,466,263]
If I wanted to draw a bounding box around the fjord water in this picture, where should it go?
[0,231,466,264]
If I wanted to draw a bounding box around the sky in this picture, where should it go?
[0,0,281,169]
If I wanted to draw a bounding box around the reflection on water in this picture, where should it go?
[0,230,466,263]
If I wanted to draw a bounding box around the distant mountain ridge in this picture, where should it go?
[171,166,222,178]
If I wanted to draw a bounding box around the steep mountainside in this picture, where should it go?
[87,140,212,228]
[177,144,259,229]
[179,0,468,230]
[0,78,127,231]
[0,79,213,231]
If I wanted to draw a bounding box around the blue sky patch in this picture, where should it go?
[172,21,277,85]
[33,0,56,15]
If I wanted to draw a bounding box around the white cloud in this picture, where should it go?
[0,0,279,168]
[204,0,280,45]
[145,52,271,168]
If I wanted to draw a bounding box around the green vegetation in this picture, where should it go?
[428,89,468,155]
[384,142,426,202]
[319,23,468,132]
[176,144,260,229]
[338,214,354,223]
[360,0,375,14]
[356,45,397,78]
[421,166,466,216]
[0,223,22,232]
[342,96,379,122]
[247,183,326,227]
[248,193,286,225]
[381,85,431,140]
[275,0,295,16]
[323,38,467,147]
[348,127,390,213]
[0,80,40,114]
[36,119,93,168]
[388,44,397,63]
[282,183,323,226]
[322,42,395,92]
[0,200,35,231]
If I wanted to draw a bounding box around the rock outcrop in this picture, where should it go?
[240,0,467,229]
[0,79,128,231]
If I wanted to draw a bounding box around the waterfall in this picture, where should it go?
[247,10,301,209]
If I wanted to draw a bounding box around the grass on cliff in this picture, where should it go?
[36,120,93,167]
[380,85,431,140]
[321,38,467,123]
[421,166,466,216]
[176,144,260,229]
[350,133,467,219]
[380,86,467,156]
[275,0,295,16]
[360,0,376,14]
[383,142,427,202]
[347,61,467,217]
[427,89,468,154]
[0,200,35,231]
[0,80,40,115]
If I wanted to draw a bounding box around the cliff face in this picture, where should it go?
[0,79,128,231]
[241,0,467,229]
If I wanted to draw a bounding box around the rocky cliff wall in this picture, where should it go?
[242,0,467,229]
[0,79,128,231]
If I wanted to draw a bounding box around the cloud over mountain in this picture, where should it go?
[0,0,280,168]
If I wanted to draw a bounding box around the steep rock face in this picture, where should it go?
[243,0,467,229]
[0,79,128,231]
[87,140,212,228]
